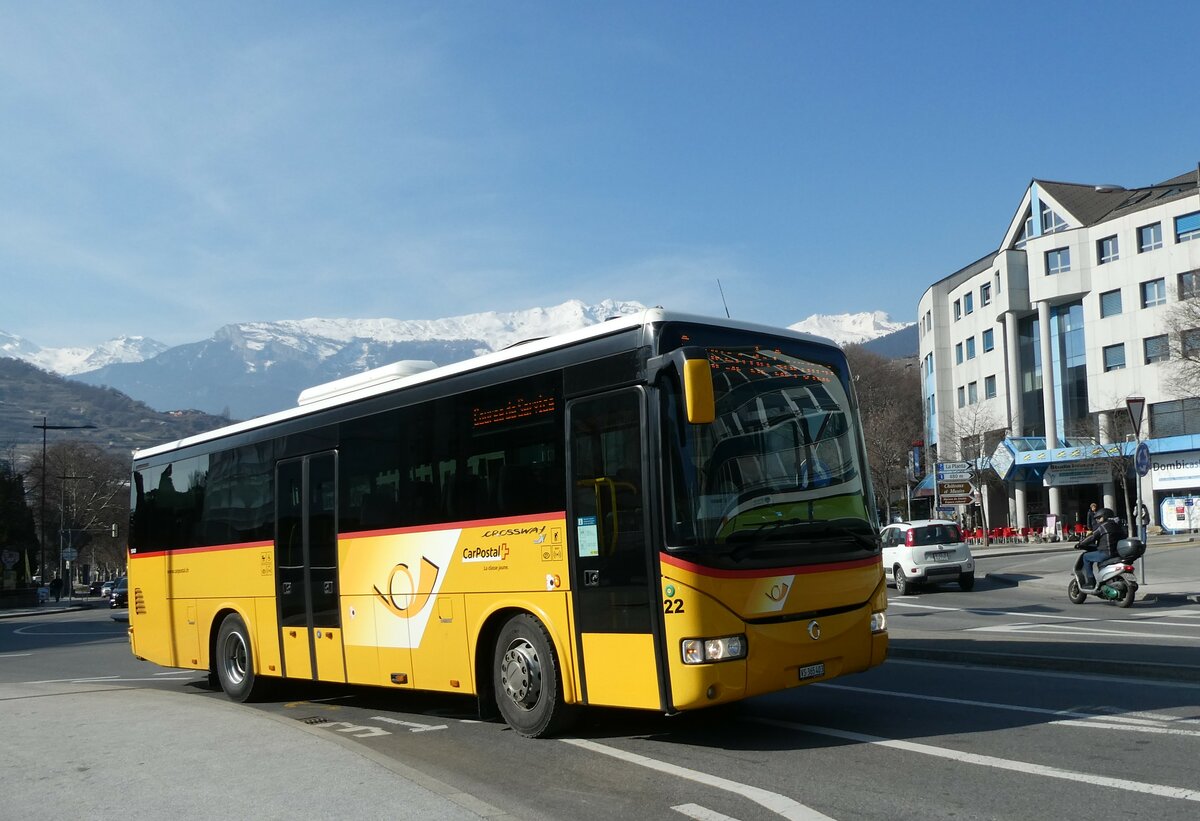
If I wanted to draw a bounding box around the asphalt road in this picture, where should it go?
[5,586,1200,819]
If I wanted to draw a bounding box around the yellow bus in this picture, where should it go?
[128,309,887,737]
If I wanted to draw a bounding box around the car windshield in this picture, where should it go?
[659,325,878,567]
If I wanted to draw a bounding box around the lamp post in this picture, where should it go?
[32,417,95,589]
[1125,396,1146,583]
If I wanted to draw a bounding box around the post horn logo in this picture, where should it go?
[374,556,440,619]
[765,581,790,602]
[807,620,821,640]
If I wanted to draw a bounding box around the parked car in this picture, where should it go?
[101,579,116,598]
[110,577,129,609]
[879,518,975,595]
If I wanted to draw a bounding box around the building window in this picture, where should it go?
[953,299,961,321]
[964,292,974,314]
[957,386,965,408]
[1099,289,1123,317]
[1139,222,1163,252]
[980,282,991,305]
[1145,334,1169,364]
[982,328,994,352]
[984,375,996,399]
[1179,269,1200,299]
[925,353,933,375]
[1046,247,1070,275]
[966,337,976,359]
[967,382,978,404]
[1103,343,1125,371]
[1150,398,1200,438]
[955,342,963,364]
[1182,328,1200,359]
[1041,202,1068,233]
[1141,278,1167,308]
[995,271,1001,294]
[1176,211,1200,243]
[1097,235,1119,264]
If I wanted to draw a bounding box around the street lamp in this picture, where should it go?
[32,417,95,589]
[1125,396,1147,583]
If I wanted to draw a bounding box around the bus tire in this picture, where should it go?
[215,613,270,703]
[493,613,573,738]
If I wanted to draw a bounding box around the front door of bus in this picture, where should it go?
[275,453,345,683]
[567,389,662,709]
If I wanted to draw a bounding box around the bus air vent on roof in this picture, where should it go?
[297,360,438,406]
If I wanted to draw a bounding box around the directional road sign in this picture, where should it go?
[936,461,971,472]
[61,547,78,561]
[939,494,974,506]
[937,481,974,495]
[936,469,973,481]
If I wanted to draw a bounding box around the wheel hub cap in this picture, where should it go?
[501,639,542,710]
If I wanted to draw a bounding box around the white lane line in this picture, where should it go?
[562,737,836,821]
[815,683,1200,737]
[968,623,1200,639]
[887,601,1087,620]
[672,803,743,820]
[371,715,447,732]
[0,653,33,658]
[754,717,1200,802]
[886,657,1200,689]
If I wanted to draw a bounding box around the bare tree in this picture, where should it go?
[843,346,923,522]
[28,441,128,584]
[1163,281,1200,397]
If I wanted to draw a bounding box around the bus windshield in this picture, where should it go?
[660,327,878,565]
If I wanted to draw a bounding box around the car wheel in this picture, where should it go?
[958,572,975,592]
[893,567,911,596]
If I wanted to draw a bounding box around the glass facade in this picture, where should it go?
[1017,302,1089,438]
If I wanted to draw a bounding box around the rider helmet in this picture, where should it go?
[1097,507,1115,522]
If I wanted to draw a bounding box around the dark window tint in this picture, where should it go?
[911,524,961,545]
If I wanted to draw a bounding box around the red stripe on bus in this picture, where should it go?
[130,540,274,559]
[659,552,879,579]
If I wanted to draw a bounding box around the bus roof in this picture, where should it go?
[132,308,835,461]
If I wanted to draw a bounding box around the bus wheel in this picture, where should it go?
[215,613,269,703]
[493,614,572,738]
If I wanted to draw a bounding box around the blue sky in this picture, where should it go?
[3,1,1199,348]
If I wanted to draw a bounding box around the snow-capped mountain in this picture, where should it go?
[72,300,648,418]
[0,330,168,375]
[4,302,914,421]
[789,311,913,346]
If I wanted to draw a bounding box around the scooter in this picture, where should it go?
[1067,538,1144,608]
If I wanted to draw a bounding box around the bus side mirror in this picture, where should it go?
[648,347,714,425]
[681,357,715,424]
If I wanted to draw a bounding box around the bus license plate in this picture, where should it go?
[798,662,825,681]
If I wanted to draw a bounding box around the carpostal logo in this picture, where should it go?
[482,525,546,538]
[463,544,511,563]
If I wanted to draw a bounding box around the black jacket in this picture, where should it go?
[1079,518,1122,557]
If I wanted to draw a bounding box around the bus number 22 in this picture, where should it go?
[663,598,685,614]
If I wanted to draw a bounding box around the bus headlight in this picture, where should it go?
[870,611,887,633]
[682,634,747,664]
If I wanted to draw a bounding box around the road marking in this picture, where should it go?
[968,623,1199,639]
[886,657,1200,689]
[754,717,1200,802]
[13,625,127,636]
[0,653,33,658]
[672,803,742,820]
[562,737,836,820]
[817,683,1200,738]
[371,715,447,732]
[324,720,391,738]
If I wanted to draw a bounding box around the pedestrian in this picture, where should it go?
[1086,502,1099,532]
[1139,502,1150,542]
[49,576,62,603]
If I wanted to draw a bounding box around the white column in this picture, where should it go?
[1037,301,1061,523]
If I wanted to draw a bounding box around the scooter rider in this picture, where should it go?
[1076,507,1124,588]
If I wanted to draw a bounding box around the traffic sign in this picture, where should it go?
[936,461,970,472]
[937,481,974,495]
[936,469,972,481]
[939,494,973,506]
[1135,442,1151,477]
[61,548,78,561]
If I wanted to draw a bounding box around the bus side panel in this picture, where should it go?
[578,633,660,708]
[252,597,283,678]
[410,593,470,693]
[341,594,386,686]
[129,554,171,665]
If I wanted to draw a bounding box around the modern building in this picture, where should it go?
[917,169,1200,535]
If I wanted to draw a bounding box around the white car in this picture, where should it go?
[880,518,975,595]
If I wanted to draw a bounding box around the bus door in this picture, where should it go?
[567,389,664,709]
[275,452,346,683]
